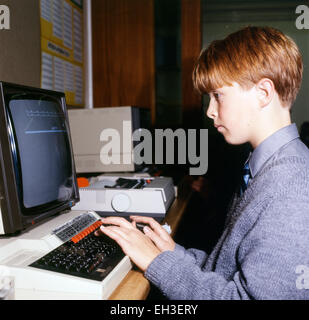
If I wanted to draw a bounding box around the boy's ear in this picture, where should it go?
[256,78,274,108]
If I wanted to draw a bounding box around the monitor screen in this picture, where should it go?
[0,82,79,234]
[8,97,73,210]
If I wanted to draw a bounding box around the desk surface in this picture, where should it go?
[109,178,192,300]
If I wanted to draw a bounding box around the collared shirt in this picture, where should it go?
[247,123,300,179]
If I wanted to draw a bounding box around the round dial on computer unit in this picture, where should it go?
[111,193,131,212]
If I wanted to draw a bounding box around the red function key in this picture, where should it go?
[71,220,103,243]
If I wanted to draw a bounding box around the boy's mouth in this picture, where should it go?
[215,124,225,132]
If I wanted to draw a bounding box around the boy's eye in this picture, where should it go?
[213,92,221,100]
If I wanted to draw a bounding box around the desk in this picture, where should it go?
[109,177,193,300]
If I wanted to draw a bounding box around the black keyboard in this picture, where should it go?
[30,220,125,281]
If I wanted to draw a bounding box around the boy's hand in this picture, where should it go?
[130,215,175,252]
[95,216,174,272]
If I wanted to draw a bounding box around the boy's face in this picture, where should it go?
[206,82,258,146]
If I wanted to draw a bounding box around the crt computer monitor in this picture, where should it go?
[0,82,79,235]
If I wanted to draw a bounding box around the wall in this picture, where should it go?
[181,0,202,128]
[155,0,182,127]
[92,0,156,124]
[92,0,204,128]
[0,0,41,87]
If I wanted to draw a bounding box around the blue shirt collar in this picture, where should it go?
[247,123,299,178]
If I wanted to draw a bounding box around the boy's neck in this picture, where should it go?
[250,106,291,149]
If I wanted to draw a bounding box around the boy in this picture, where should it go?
[96,26,309,299]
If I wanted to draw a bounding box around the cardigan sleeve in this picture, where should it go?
[144,247,243,300]
[172,244,209,267]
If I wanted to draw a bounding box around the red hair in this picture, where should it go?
[193,26,303,107]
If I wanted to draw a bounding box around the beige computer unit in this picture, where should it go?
[68,106,150,174]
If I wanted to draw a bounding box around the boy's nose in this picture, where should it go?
[206,99,217,119]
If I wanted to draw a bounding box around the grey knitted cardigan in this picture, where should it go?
[145,124,309,300]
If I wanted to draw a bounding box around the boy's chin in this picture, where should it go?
[223,134,248,146]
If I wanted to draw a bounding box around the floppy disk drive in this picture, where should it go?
[72,176,175,220]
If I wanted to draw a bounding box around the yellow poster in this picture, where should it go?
[40,0,84,107]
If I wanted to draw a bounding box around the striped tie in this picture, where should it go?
[239,162,251,196]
